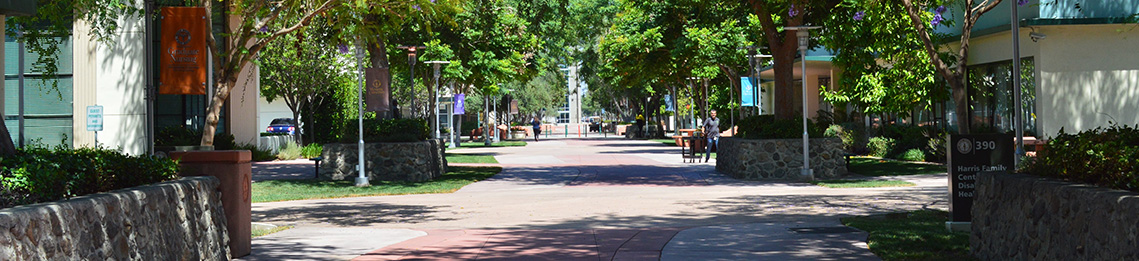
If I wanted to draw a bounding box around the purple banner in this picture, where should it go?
[453,94,466,115]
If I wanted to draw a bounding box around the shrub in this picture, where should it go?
[340,118,430,143]
[277,142,302,160]
[234,143,277,162]
[155,126,236,150]
[899,148,925,162]
[1,145,179,209]
[825,124,858,152]
[925,130,948,162]
[1027,125,1139,192]
[736,115,825,139]
[301,144,322,158]
[867,137,896,158]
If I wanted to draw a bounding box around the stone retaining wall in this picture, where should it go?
[0,177,229,260]
[320,139,447,182]
[715,138,846,180]
[972,173,1139,260]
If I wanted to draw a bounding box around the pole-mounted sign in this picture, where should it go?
[159,7,208,95]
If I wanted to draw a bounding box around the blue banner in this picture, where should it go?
[453,94,466,115]
[741,77,756,107]
[664,95,674,112]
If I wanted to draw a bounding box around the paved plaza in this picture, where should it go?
[243,136,949,260]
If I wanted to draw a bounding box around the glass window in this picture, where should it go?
[3,29,74,148]
[966,57,1037,136]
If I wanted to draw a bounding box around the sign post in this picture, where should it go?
[87,105,104,145]
[947,133,1014,232]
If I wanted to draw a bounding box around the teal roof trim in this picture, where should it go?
[0,0,37,16]
[939,17,1138,44]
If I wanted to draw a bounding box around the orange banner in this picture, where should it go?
[159,7,208,95]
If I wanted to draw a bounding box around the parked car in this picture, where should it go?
[265,118,299,135]
[586,116,602,132]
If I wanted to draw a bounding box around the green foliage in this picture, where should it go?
[1,145,179,209]
[867,137,896,158]
[899,149,925,162]
[445,153,498,164]
[234,143,277,162]
[735,115,825,140]
[1027,125,1139,192]
[842,210,974,260]
[301,144,323,159]
[825,124,857,152]
[276,142,302,160]
[155,127,236,150]
[339,118,430,143]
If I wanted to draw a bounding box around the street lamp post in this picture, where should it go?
[397,45,427,117]
[1011,2,1025,168]
[353,40,369,187]
[752,54,772,115]
[425,61,451,141]
[786,25,822,181]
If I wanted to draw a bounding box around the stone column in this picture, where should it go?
[170,150,252,258]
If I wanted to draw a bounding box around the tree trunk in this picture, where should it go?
[0,119,17,156]
[771,42,798,120]
[368,37,394,119]
[200,78,234,146]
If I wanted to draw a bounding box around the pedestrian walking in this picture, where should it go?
[531,117,542,142]
[703,110,719,162]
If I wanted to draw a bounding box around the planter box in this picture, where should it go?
[320,139,447,182]
[972,173,1139,260]
[715,137,847,180]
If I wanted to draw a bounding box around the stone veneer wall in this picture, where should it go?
[715,138,846,180]
[972,173,1139,260]
[320,139,447,182]
[0,177,229,260]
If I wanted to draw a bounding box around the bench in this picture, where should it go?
[681,137,702,163]
[310,156,323,179]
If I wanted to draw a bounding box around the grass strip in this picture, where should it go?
[252,166,502,203]
[252,225,293,238]
[650,139,678,146]
[810,180,916,188]
[848,157,946,177]
[446,153,498,164]
[842,209,975,261]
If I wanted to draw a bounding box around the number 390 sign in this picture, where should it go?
[948,133,1013,222]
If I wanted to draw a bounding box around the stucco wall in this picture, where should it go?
[0,177,230,260]
[72,15,148,155]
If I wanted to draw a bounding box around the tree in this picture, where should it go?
[745,0,842,120]
[259,31,352,145]
[898,0,1006,133]
[819,2,946,116]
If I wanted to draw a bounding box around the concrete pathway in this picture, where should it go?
[243,136,948,260]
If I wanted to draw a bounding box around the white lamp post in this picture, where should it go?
[786,25,821,181]
[425,61,450,141]
[1011,2,1025,168]
[353,40,369,187]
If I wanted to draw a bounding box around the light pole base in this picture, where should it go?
[800,168,815,182]
[355,177,370,187]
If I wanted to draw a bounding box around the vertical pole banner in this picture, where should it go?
[364,68,391,112]
[159,7,208,95]
[948,133,1013,222]
[664,95,674,112]
[453,94,466,115]
[740,77,755,107]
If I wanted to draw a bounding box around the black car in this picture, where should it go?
[265,118,298,135]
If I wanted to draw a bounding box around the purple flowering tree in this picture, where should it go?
[900,0,1007,134]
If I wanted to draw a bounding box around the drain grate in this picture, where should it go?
[788,226,863,234]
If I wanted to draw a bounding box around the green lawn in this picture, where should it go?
[252,225,293,238]
[810,180,916,188]
[848,157,946,177]
[650,139,677,146]
[446,153,498,164]
[448,141,528,149]
[842,210,975,261]
[252,166,502,203]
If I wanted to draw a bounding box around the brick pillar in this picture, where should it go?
[170,150,252,258]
